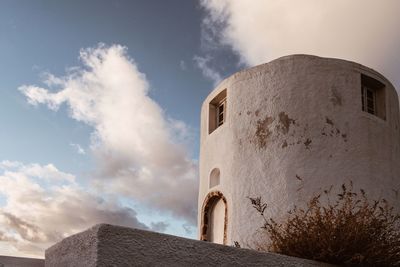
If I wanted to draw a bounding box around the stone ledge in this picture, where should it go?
[46,223,335,267]
[0,255,44,267]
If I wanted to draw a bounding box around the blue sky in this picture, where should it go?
[1,0,399,257]
[0,0,234,170]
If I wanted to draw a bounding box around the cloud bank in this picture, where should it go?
[19,44,198,224]
[70,143,85,155]
[200,0,400,89]
[0,161,146,256]
[193,55,222,86]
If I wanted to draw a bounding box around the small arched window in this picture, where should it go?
[209,168,220,188]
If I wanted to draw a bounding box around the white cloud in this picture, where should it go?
[200,0,400,89]
[182,222,194,235]
[0,161,147,257]
[19,44,198,224]
[0,160,22,169]
[193,55,222,86]
[1,160,75,183]
[150,221,169,233]
[70,143,86,155]
[179,60,187,71]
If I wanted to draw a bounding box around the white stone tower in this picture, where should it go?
[198,55,400,246]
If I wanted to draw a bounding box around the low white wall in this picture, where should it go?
[46,224,335,267]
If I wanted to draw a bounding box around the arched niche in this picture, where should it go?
[200,191,228,245]
[209,168,220,188]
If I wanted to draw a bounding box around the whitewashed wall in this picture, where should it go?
[198,55,400,247]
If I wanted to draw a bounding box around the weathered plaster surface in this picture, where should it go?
[45,224,334,267]
[198,55,400,247]
[45,224,98,267]
[0,256,44,267]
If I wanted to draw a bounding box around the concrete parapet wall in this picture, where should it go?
[0,255,44,267]
[45,224,335,267]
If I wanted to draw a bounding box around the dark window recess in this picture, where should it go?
[361,74,386,120]
[217,101,225,126]
[361,86,376,114]
[209,89,227,134]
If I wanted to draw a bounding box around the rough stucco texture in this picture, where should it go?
[0,256,44,267]
[198,55,400,246]
[45,223,98,267]
[45,224,335,267]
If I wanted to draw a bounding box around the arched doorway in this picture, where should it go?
[200,191,228,244]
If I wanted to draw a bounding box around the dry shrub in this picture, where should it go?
[249,183,400,266]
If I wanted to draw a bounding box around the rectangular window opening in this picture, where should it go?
[209,89,227,134]
[217,100,226,126]
[361,74,386,120]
